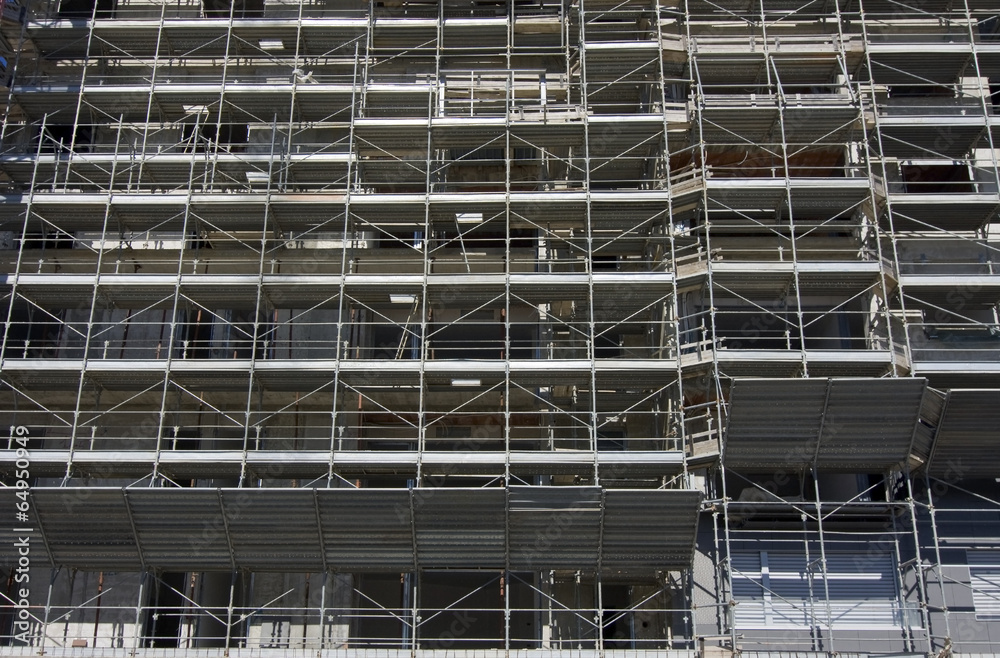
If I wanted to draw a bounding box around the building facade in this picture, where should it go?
[0,0,999,655]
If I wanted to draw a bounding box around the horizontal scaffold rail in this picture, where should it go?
[0,358,680,389]
[0,448,687,479]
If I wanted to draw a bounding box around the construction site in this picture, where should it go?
[0,0,999,655]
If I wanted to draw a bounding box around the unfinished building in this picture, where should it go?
[0,0,999,655]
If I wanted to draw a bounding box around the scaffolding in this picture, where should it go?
[0,0,999,655]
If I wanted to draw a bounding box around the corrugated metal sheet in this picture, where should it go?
[927,389,1000,478]
[128,489,233,570]
[319,489,414,570]
[227,489,324,570]
[415,488,506,568]
[602,490,701,570]
[508,486,602,570]
[724,378,828,468]
[0,486,700,573]
[724,378,927,471]
[33,489,141,569]
[816,379,925,469]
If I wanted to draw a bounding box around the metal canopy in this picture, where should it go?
[0,486,701,573]
[926,389,1000,478]
[723,377,928,471]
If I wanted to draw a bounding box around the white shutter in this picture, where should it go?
[823,554,899,628]
[968,550,1000,620]
[765,553,815,628]
[731,551,903,630]
[731,552,768,627]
